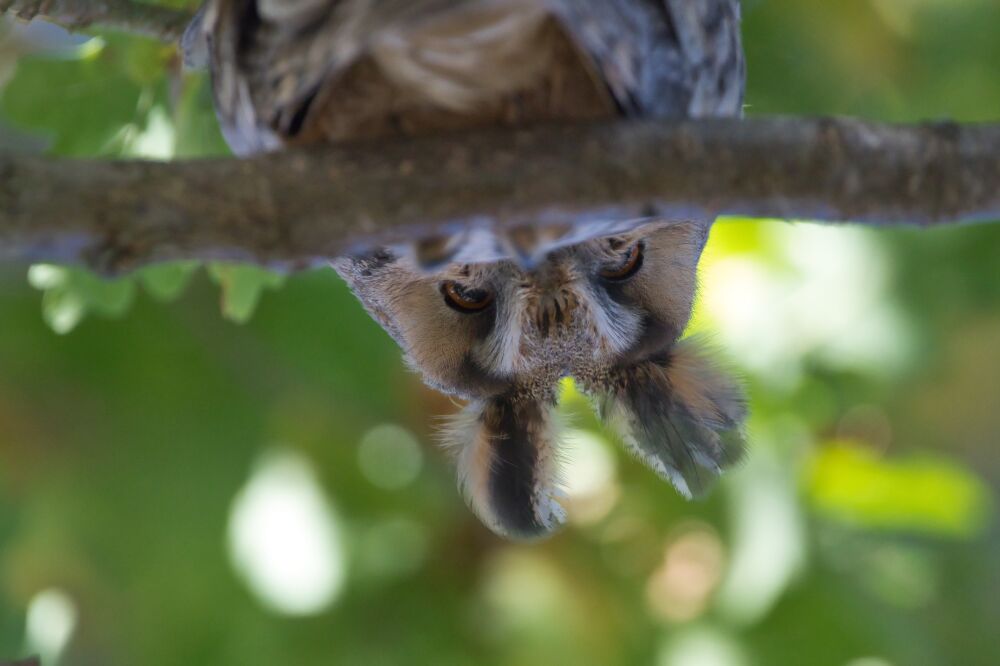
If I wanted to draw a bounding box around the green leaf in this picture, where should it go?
[28,265,137,334]
[1,36,149,157]
[138,262,200,302]
[208,264,286,324]
[123,38,175,87]
[40,286,87,335]
[172,73,231,158]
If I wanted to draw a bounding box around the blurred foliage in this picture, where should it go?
[0,2,999,666]
[808,442,992,538]
[206,265,287,325]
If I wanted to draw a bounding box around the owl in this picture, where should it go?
[189,0,748,539]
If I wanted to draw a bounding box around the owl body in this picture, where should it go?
[191,0,745,151]
[194,0,748,539]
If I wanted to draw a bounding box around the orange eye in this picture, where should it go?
[442,281,494,313]
[599,242,644,281]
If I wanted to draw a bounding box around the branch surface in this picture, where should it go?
[1,0,193,41]
[1,117,998,274]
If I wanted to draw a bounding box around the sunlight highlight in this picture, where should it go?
[562,428,619,525]
[27,265,82,334]
[481,550,566,629]
[25,588,78,664]
[659,627,746,666]
[130,106,176,160]
[701,223,914,388]
[646,523,726,623]
[357,424,424,490]
[227,449,346,616]
[717,444,806,624]
[845,658,895,666]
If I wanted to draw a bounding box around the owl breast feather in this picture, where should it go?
[197,0,745,153]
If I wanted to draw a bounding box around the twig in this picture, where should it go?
[1,0,194,42]
[1,116,998,274]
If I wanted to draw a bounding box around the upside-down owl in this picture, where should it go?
[187,0,748,539]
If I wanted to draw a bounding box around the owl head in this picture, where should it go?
[335,220,746,539]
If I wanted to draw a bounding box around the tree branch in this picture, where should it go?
[1,0,193,42]
[1,116,998,274]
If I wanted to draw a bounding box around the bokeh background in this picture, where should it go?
[1,1,999,665]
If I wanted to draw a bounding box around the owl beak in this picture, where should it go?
[532,279,577,337]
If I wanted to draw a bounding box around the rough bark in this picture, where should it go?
[1,117,998,274]
[1,0,193,42]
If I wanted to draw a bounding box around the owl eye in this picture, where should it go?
[599,242,644,281]
[442,281,495,313]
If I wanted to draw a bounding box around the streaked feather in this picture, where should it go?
[439,396,566,539]
[592,338,746,498]
[194,0,745,153]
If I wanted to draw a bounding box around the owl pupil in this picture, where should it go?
[442,282,494,313]
[599,242,644,281]
[458,286,487,301]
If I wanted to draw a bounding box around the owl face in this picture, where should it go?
[335,220,746,539]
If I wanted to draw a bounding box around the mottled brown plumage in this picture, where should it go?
[191,0,748,540]
[189,0,745,152]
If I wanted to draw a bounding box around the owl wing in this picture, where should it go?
[553,0,746,118]
[192,0,745,154]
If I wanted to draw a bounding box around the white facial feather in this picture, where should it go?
[579,279,643,357]
[480,293,525,376]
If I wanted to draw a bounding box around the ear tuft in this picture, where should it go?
[593,339,747,498]
[439,395,566,540]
